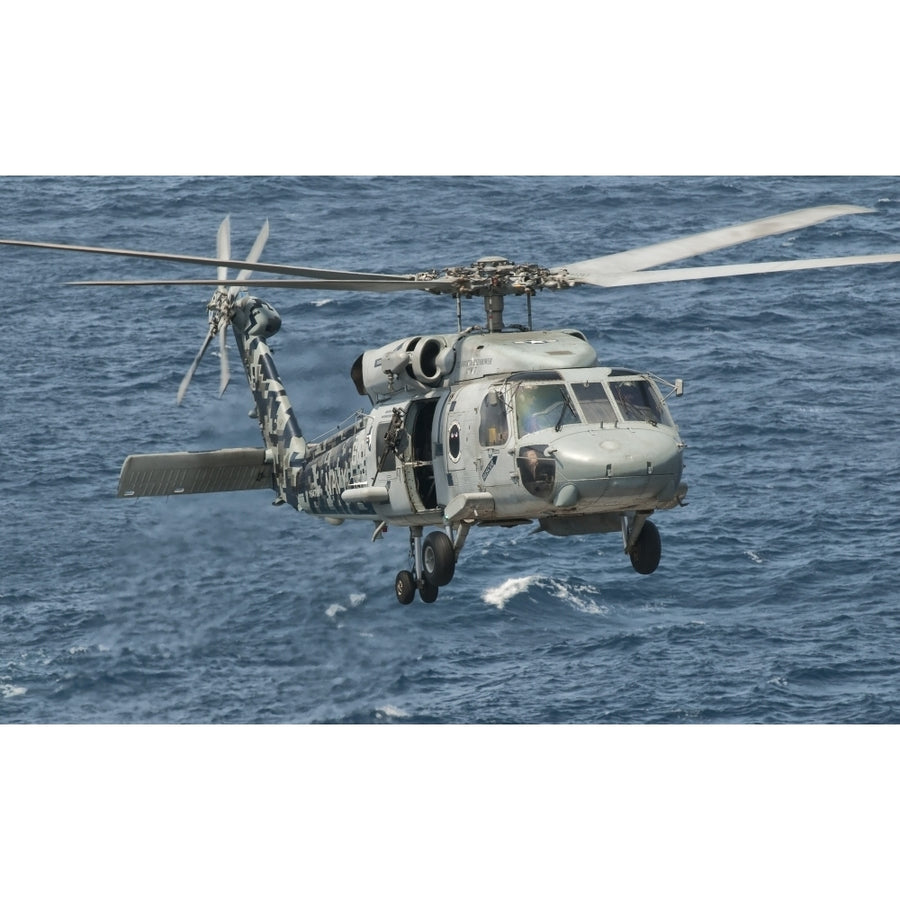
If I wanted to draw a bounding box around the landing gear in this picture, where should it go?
[393,563,441,604]
[395,525,464,604]
[622,513,662,575]
[422,531,455,586]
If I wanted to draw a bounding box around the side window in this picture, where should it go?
[375,417,408,470]
[572,382,616,424]
[479,389,509,446]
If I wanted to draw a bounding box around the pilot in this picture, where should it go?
[615,381,648,419]
[517,387,548,434]
[519,446,555,498]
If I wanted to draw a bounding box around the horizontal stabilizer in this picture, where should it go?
[117,447,273,498]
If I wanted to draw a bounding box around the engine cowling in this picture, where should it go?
[351,334,456,401]
[409,335,455,386]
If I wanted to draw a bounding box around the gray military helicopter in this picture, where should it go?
[4,203,900,603]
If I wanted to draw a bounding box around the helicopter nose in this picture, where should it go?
[547,427,684,505]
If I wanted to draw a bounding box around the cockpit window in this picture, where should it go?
[608,379,672,426]
[571,382,616,424]
[515,383,581,436]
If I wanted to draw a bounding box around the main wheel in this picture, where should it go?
[629,519,661,575]
[422,531,455,586]
[395,570,416,605]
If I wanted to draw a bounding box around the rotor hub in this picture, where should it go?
[442,259,565,299]
[436,258,573,332]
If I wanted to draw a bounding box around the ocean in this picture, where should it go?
[2,177,898,893]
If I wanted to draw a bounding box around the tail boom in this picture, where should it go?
[232,296,309,505]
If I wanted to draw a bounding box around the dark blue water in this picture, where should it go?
[2,176,900,726]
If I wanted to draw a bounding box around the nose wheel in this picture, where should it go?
[395,527,457,604]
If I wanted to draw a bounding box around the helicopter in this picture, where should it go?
[3,203,900,604]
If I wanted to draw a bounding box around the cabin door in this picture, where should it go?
[403,398,439,512]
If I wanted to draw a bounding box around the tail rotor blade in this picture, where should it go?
[182,218,266,403]
[239,220,270,278]
[232,220,270,298]
[213,215,239,395]
[177,327,215,405]
[217,215,231,285]
[220,218,269,387]
[218,324,230,397]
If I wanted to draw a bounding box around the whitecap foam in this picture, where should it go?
[325,603,346,618]
[551,581,609,616]
[375,704,411,720]
[349,593,366,608]
[483,573,608,615]
[482,574,542,609]
[1,683,27,699]
[311,298,334,307]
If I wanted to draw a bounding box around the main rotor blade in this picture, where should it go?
[0,237,410,282]
[67,277,449,293]
[556,204,874,280]
[576,252,900,287]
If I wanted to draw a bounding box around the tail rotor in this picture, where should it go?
[176,216,269,405]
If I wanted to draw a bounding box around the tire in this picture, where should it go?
[419,580,439,604]
[422,531,455,586]
[629,519,661,575]
[395,570,416,605]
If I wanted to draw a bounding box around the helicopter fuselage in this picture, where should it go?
[232,296,687,547]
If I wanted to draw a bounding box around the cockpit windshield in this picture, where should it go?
[514,375,673,434]
[515,382,581,436]
[571,382,616,424]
